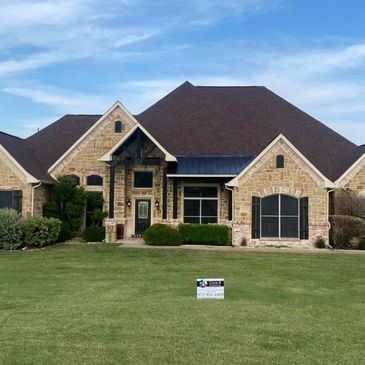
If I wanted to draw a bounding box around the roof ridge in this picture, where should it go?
[0,131,23,140]
[195,85,265,89]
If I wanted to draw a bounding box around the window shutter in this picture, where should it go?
[12,190,23,214]
[228,190,233,221]
[252,196,261,239]
[300,197,309,239]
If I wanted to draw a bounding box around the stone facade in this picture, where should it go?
[0,149,31,217]
[341,158,365,194]
[231,139,329,248]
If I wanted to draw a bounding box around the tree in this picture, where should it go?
[43,176,87,234]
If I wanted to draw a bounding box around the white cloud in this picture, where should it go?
[2,85,111,113]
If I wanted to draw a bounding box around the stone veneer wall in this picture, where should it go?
[342,159,365,194]
[0,151,32,217]
[33,184,53,217]
[232,141,329,248]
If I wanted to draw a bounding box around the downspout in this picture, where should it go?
[225,184,235,246]
[326,187,335,249]
[31,182,42,217]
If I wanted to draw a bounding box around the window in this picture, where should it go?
[276,155,284,168]
[86,175,103,186]
[183,186,218,224]
[261,194,299,238]
[0,190,22,213]
[64,174,80,185]
[134,171,153,188]
[115,121,122,133]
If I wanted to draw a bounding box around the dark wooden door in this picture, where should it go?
[135,199,151,236]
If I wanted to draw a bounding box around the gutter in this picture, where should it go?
[326,188,335,249]
[224,184,235,246]
[31,182,42,217]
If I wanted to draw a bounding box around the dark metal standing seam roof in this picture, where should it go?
[168,156,255,175]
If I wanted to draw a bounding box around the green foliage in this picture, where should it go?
[143,224,184,246]
[23,217,61,247]
[330,215,365,249]
[0,208,24,250]
[82,225,105,242]
[358,240,365,251]
[58,223,75,242]
[315,237,326,249]
[43,175,88,236]
[178,224,230,245]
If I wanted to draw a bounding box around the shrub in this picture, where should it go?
[143,224,184,246]
[330,215,365,249]
[82,225,105,242]
[23,217,61,247]
[315,237,326,249]
[0,208,24,250]
[178,224,230,246]
[358,240,365,251]
[58,223,75,242]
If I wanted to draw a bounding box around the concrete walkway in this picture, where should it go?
[119,240,365,255]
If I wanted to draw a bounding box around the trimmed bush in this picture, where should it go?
[58,223,75,242]
[23,217,61,248]
[143,224,184,246]
[315,237,326,249]
[82,225,105,242]
[0,208,24,250]
[358,240,365,251]
[178,224,230,246]
[330,215,365,249]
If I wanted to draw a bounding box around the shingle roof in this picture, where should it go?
[0,115,101,181]
[136,81,361,181]
[168,156,254,175]
[0,82,363,182]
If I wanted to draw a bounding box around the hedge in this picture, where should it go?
[178,224,230,245]
[143,224,184,246]
[23,217,61,248]
[330,215,365,249]
[0,208,24,250]
[82,225,105,242]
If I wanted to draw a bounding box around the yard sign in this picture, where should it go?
[196,278,224,299]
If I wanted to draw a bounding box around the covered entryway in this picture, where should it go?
[134,199,151,236]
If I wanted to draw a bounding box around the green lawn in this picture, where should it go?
[0,245,364,365]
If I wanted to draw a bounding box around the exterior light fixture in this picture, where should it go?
[155,200,160,208]
[126,199,131,207]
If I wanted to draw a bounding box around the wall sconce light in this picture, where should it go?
[155,200,160,209]
[126,199,131,207]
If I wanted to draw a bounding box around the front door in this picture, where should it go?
[135,199,151,236]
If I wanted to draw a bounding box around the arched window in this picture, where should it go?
[64,174,80,185]
[276,155,284,168]
[261,194,299,238]
[86,175,103,186]
[115,121,122,133]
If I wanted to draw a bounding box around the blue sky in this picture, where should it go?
[1,0,365,145]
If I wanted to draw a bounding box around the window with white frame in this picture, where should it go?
[261,194,299,238]
[183,186,218,224]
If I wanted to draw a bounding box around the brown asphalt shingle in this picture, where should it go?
[0,82,363,182]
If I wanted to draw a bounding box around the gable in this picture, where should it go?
[49,102,138,178]
[227,135,334,189]
[336,153,365,191]
[0,145,38,184]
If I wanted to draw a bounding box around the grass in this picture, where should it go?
[0,245,364,365]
